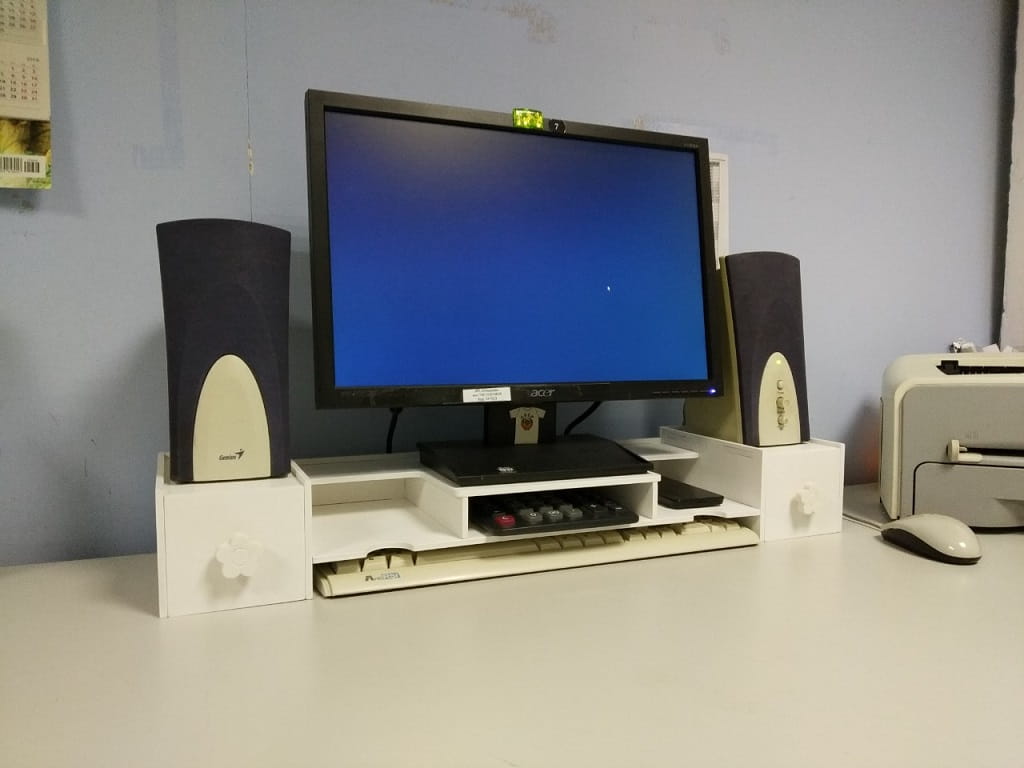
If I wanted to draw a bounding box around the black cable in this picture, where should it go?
[386,407,403,453]
[563,401,603,435]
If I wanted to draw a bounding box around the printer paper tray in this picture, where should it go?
[915,462,1024,527]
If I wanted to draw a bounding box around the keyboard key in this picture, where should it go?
[389,551,415,568]
[415,539,540,565]
[598,530,625,545]
[332,559,360,575]
[362,553,389,572]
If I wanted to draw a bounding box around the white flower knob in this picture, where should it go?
[794,483,820,517]
[215,532,264,579]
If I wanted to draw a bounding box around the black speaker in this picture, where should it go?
[685,251,810,446]
[157,218,291,483]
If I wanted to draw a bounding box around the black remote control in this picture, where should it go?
[657,478,723,509]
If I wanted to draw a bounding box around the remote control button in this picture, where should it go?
[517,508,544,525]
[493,512,517,529]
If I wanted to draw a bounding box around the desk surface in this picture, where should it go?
[2,485,1022,768]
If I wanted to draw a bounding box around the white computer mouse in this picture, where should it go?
[880,513,981,565]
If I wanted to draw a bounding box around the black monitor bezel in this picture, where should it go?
[304,88,723,410]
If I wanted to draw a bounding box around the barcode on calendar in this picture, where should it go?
[0,154,46,177]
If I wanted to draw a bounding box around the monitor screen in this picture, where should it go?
[305,90,721,414]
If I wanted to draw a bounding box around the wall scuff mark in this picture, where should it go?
[499,2,556,44]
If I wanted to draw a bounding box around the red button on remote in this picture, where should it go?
[493,512,517,529]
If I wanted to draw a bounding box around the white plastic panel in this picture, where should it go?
[156,458,307,617]
[660,428,844,541]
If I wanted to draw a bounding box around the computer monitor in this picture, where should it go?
[305,89,722,479]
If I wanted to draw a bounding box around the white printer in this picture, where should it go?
[880,353,1024,527]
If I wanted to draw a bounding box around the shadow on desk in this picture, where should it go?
[0,553,161,619]
[103,554,160,616]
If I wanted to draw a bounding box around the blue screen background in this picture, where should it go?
[323,110,710,388]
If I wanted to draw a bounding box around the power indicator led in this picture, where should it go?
[512,108,544,130]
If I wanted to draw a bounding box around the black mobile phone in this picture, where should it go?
[657,477,724,509]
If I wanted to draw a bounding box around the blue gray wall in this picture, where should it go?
[0,1,1014,565]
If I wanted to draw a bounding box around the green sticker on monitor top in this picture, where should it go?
[512,108,544,130]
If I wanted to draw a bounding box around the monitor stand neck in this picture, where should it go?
[483,402,558,446]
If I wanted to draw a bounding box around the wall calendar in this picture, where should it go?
[0,0,50,188]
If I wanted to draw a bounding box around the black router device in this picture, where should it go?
[418,435,652,487]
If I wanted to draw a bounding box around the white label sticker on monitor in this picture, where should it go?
[462,387,512,403]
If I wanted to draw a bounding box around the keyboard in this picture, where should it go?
[314,516,758,597]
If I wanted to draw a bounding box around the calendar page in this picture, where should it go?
[1,0,51,188]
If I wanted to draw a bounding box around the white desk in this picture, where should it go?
[2,485,1022,767]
